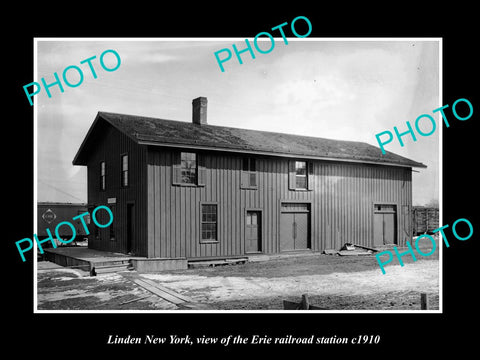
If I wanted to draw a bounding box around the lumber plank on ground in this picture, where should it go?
[338,250,372,256]
[131,278,185,305]
[136,277,193,303]
[350,243,379,252]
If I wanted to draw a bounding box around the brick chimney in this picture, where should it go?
[192,97,208,125]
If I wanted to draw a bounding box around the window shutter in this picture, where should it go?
[241,171,258,189]
[240,170,249,189]
[197,154,206,186]
[249,172,257,188]
[172,152,182,185]
[307,161,314,191]
[288,160,296,190]
[241,158,257,189]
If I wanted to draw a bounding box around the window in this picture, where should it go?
[201,204,217,242]
[289,160,313,191]
[100,161,106,191]
[281,203,309,212]
[295,161,307,189]
[246,211,257,225]
[181,152,197,184]
[172,151,205,186]
[374,204,396,213]
[241,157,257,189]
[121,154,129,187]
[243,157,256,172]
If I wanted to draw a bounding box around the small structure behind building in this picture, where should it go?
[37,202,89,248]
[412,206,439,235]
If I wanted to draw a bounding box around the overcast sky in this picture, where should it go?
[36,38,440,206]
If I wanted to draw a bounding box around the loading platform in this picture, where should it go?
[42,247,187,275]
[41,247,323,275]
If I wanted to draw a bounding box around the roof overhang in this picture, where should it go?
[138,140,427,169]
[72,111,427,169]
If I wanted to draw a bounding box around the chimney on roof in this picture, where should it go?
[192,97,208,125]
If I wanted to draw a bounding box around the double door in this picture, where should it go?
[373,204,397,246]
[280,205,310,251]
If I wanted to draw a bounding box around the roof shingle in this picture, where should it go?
[73,111,426,168]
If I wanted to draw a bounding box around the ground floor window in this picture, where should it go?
[201,203,217,242]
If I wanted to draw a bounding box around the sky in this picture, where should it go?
[35,38,440,206]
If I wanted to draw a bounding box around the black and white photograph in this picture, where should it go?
[33,38,441,312]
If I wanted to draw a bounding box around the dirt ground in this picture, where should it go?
[37,242,440,311]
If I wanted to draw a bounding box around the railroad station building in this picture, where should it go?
[72,97,426,260]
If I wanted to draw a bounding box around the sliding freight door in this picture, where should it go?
[280,203,311,251]
[373,204,397,246]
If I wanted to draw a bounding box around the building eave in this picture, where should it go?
[138,140,427,169]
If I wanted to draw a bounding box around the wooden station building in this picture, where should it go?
[72,97,426,261]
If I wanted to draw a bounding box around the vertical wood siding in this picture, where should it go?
[146,148,412,259]
[87,122,148,256]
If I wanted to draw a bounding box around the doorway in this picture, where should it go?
[280,203,311,251]
[373,204,397,246]
[245,211,262,253]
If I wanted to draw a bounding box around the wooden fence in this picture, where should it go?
[412,207,439,235]
[283,293,431,310]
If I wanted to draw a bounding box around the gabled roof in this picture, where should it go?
[73,111,427,168]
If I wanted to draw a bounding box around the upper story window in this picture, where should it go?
[243,157,256,172]
[241,157,257,189]
[181,152,197,184]
[289,160,313,191]
[295,161,307,189]
[121,154,129,187]
[100,161,106,191]
[172,151,205,186]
